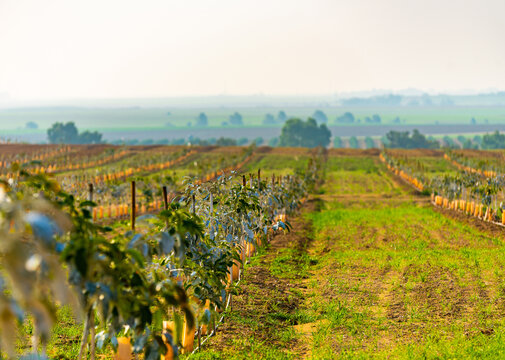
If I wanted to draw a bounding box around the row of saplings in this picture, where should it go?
[58,146,255,219]
[0,155,321,360]
[432,194,504,224]
[381,151,505,225]
[379,153,425,192]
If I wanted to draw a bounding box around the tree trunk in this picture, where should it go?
[90,311,96,360]
[78,310,91,360]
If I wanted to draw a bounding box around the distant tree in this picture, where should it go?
[457,135,466,144]
[165,122,175,127]
[207,137,217,145]
[385,129,439,149]
[237,137,248,146]
[221,121,229,126]
[140,139,154,145]
[413,131,439,148]
[171,138,185,145]
[392,116,401,124]
[349,136,359,149]
[473,135,482,145]
[253,137,264,145]
[381,135,389,147]
[443,136,458,148]
[188,137,211,146]
[364,136,375,149]
[333,136,342,148]
[312,110,328,124]
[263,113,276,125]
[228,112,243,126]
[195,113,208,127]
[47,122,79,144]
[279,118,331,148]
[372,114,381,123]
[158,139,170,145]
[47,122,103,144]
[186,122,193,127]
[277,111,287,123]
[216,137,237,146]
[26,121,38,129]
[78,130,103,144]
[481,131,505,149]
[125,139,139,145]
[463,139,477,149]
[470,117,476,125]
[336,112,355,123]
[268,137,279,147]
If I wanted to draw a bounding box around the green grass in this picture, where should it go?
[14,306,112,359]
[322,156,403,195]
[243,154,310,177]
[301,191,505,359]
[326,157,380,173]
[322,170,402,195]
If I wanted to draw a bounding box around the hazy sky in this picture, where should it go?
[1,0,505,100]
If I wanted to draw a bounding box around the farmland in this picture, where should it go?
[3,104,505,143]
[2,145,505,359]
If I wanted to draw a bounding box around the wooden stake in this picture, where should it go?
[88,183,94,220]
[257,169,261,188]
[88,183,93,202]
[131,181,136,231]
[162,186,168,210]
[242,175,246,187]
[198,326,202,351]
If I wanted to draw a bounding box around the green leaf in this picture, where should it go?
[79,200,97,208]
[127,249,145,267]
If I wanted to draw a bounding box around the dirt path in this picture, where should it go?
[193,199,321,359]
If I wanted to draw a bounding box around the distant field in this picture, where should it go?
[2,105,505,143]
[2,106,505,129]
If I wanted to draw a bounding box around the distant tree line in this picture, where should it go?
[262,111,288,125]
[335,112,382,124]
[383,129,439,149]
[480,131,505,149]
[187,112,245,127]
[168,109,415,127]
[381,129,505,150]
[110,136,265,147]
[47,122,103,144]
